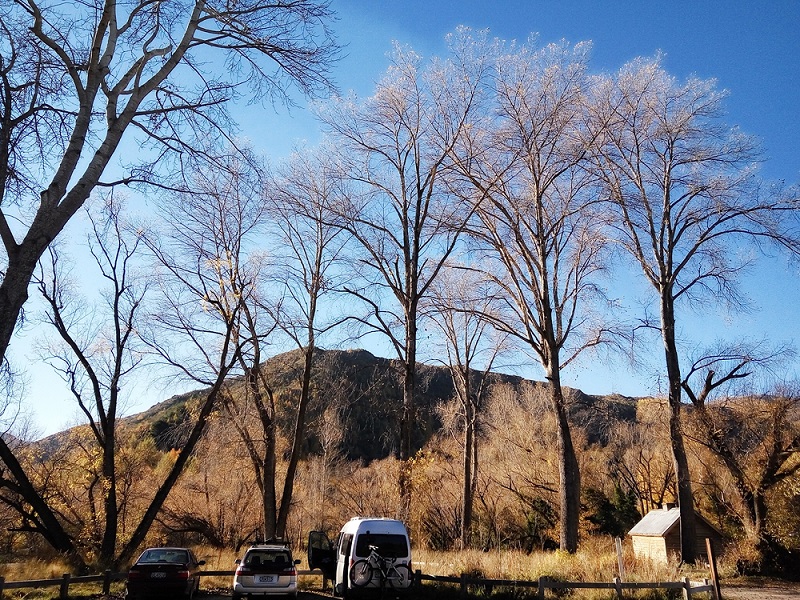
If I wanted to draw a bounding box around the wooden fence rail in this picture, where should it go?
[0,569,718,600]
[417,572,718,599]
[0,570,126,597]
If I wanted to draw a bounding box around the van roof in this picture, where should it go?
[341,517,409,533]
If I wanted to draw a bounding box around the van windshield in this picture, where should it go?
[354,534,408,558]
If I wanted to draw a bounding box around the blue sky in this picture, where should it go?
[260,1,800,180]
[14,1,800,437]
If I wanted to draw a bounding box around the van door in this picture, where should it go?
[335,532,354,597]
[307,531,335,580]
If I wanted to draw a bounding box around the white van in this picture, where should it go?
[308,517,412,597]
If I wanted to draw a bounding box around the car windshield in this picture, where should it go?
[245,550,291,566]
[140,549,190,564]
[354,534,408,558]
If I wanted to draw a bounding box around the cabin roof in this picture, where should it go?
[628,507,680,537]
[628,506,723,539]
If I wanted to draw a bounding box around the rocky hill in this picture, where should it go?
[37,348,639,461]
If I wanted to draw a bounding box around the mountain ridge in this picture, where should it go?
[35,347,640,460]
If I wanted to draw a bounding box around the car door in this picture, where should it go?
[307,531,335,580]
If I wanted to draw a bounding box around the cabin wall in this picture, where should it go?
[631,535,669,563]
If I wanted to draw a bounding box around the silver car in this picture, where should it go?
[232,543,300,599]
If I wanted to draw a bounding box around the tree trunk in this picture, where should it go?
[399,310,418,521]
[276,344,315,537]
[0,437,82,564]
[461,402,475,549]
[547,369,581,553]
[100,421,118,564]
[0,235,46,373]
[262,419,278,539]
[661,293,697,563]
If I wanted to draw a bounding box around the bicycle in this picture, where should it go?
[349,545,411,589]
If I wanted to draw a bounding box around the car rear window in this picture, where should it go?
[245,550,292,566]
[140,549,190,564]
[354,534,408,558]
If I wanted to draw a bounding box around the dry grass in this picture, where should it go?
[414,537,687,581]
[0,557,75,581]
[412,537,713,600]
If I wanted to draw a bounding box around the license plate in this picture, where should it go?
[258,575,276,584]
[151,572,167,578]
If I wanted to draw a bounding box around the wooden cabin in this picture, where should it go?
[628,505,723,563]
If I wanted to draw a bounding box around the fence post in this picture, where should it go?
[103,569,112,594]
[60,573,71,600]
[459,572,467,599]
[615,536,625,580]
[0,574,5,596]
[415,569,422,590]
[538,575,547,599]
[613,576,623,599]
[706,538,722,600]
[682,576,691,600]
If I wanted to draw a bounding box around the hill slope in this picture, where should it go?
[37,348,639,460]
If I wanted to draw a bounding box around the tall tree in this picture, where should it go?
[266,146,349,537]
[315,28,495,514]
[128,150,267,565]
[0,0,337,561]
[591,57,800,562]
[425,266,508,549]
[454,38,610,552]
[150,149,284,543]
[33,195,146,565]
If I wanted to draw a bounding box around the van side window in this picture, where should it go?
[339,533,353,557]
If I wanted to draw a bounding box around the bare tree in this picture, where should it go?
[149,148,288,544]
[425,266,508,548]
[591,56,800,562]
[680,347,800,568]
[30,194,146,566]
[0,0,336,561]
[315,28,496,514]
[454,38,610,552]
[265,146,349,537]
[129,150,268,565]
[0,0,337,372]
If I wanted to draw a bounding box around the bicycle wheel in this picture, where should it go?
[387,564,411,589]
[349,559,374,587]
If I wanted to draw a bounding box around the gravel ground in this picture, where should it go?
[720,580,800,599]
